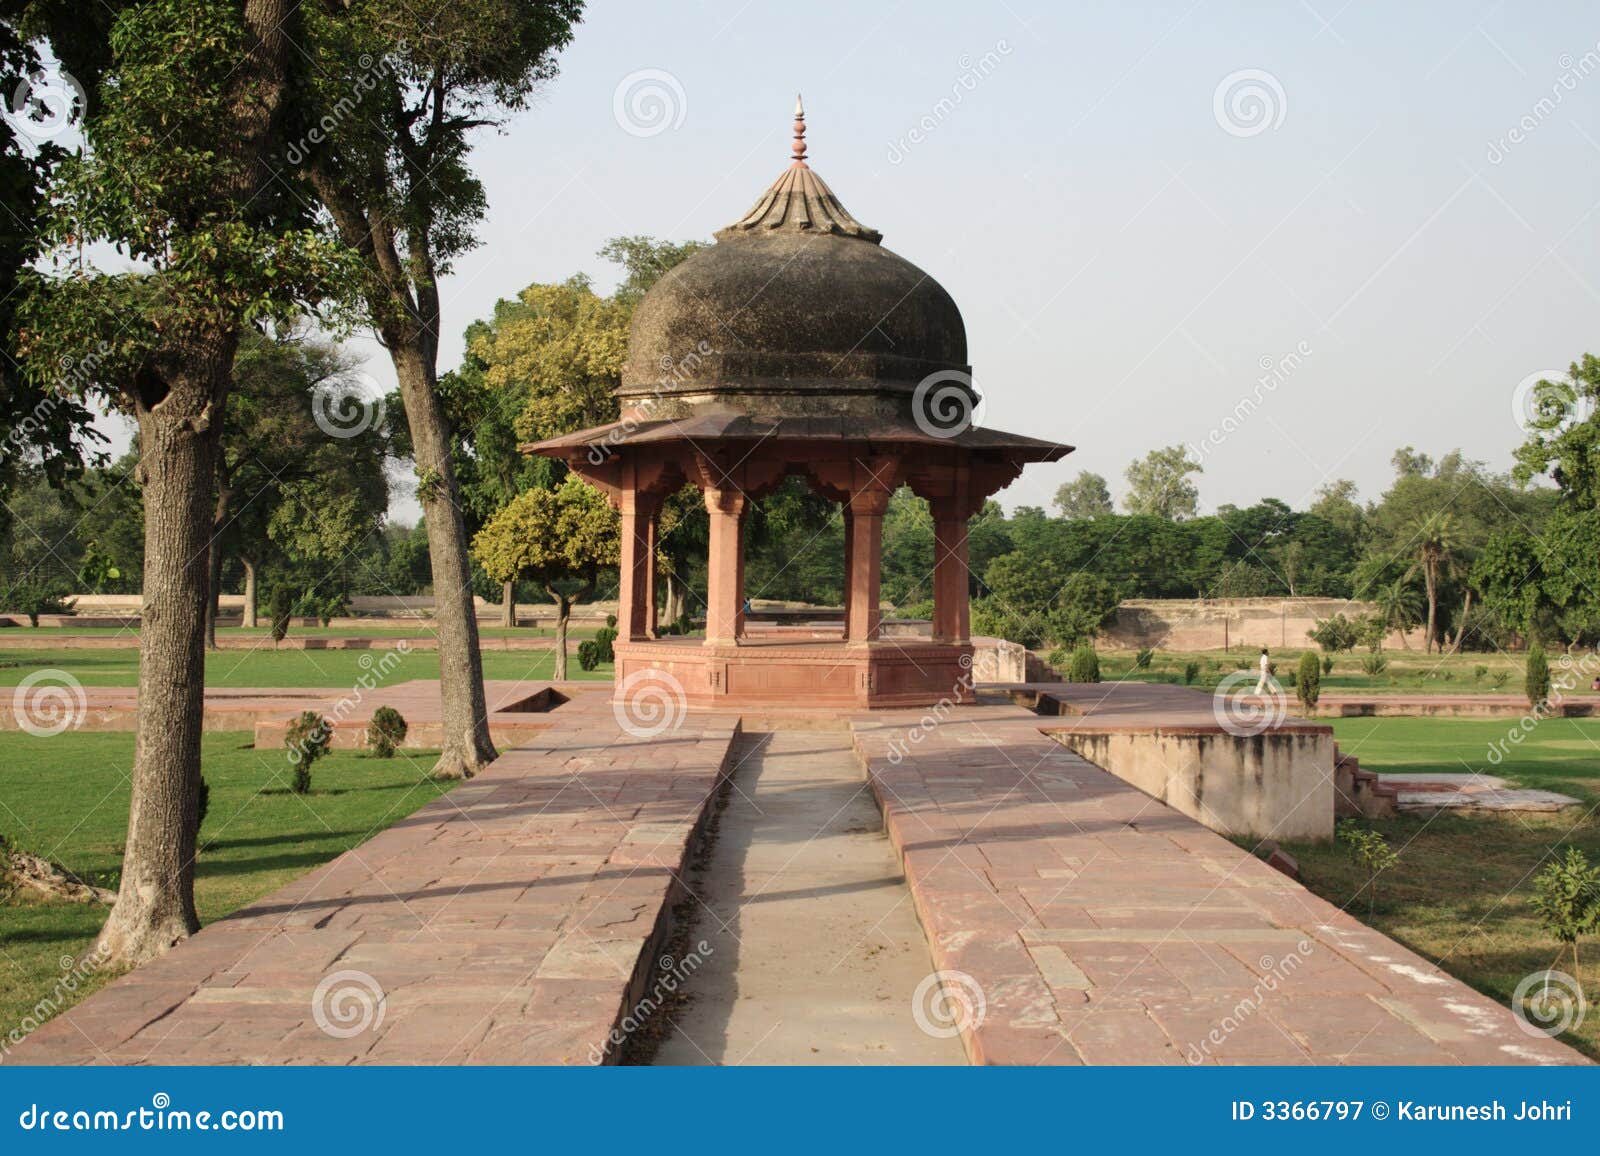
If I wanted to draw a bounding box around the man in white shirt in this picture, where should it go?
[1254,647,1271,695]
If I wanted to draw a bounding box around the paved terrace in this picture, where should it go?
[6,686,1585,1066]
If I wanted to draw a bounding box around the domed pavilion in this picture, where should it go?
[526,100,1071,709]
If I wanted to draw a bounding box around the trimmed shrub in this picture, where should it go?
[577,640,601,671]
[1133,648,1154,670]
[1307,613,1361,653]
[285,711,332,794]
[1183,661,1200,685]
[1321,655,1334,675]
[1526,643,1550,708]
[1296,651,1321,710]
[605,613,618,629]
[1067,644,1100,684]
[592,626,617,665]
[366,706,408,758]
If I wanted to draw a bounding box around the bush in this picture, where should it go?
[1491,671,1509,689]
[1474,664,1489,684]
[267,585,294,643]
[577,639,601,671]
[1360,653,1388,677]
[592,626,617,664]
[1133,648,1154,670]
[1307,613,1361,653]
[1337,819,1399,914]
[2,577,76,626]
[285,711,332,793]
[1321,655,1334,675]
[1531,847,1600,974]
[1526,643,1550,708]
[605,613,617,629]
[1067,644,1100,684]
[1358,613,1388,654]
[1296,651,1321,710]
[1183,661,1200,685]
[366,706,408,758]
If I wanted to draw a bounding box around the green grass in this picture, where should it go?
[0,730,458,1039]
[1281,716,1600,1059]
[30,623,602,639]
[1080,646,1539,697]
[0,647,613,688]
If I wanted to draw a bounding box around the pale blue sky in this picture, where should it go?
[103,1,1600,520]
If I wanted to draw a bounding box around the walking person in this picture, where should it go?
[1254,646,1271,695]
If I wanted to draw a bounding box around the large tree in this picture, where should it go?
[1123,445,1202,519]
[292,1,583,778]
[1053,470,1112,518]
[19,0,343,965]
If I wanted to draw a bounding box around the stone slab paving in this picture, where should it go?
[7,688,738,1066]
[850,704,1588,1066]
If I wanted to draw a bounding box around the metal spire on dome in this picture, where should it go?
[716,96,882,243]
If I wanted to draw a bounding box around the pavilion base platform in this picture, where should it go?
[614,636,976,710]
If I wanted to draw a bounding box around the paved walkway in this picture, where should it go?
[9,689,737,1065]
[651,730,963,1065]
[851,704,1586,1066]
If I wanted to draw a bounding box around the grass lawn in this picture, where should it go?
[0,646,614,688]
[35,623,599,639]
[1085,646,1549,698]
[1281,716,1600,1059]
[0,730,457,1041]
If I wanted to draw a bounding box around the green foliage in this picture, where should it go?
[1183,661,1200,685]
[285,711,332,793]
[1053,471,1112,518]
[1307,613,1361,653]
[1361,653,1389,677]
[576,640,601,671]
[1474,664,1489,683]
[365,707,408,759]
[0,575,75,626]
[1526,643,1551,708]
[1337,820,1399,914]
[472,475,619,596]
[592,626,617,664]
[1133,648,1154,669]
[1531,847,1600,970]
[1322,655,1334,675]
[1067,645,1101,684]
[1491,671,1509,690]
[1296,651,1321,710]
[1123,444,1202,519]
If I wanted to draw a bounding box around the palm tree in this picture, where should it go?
[1404,512,1459,653]
[1373,579,1424,650]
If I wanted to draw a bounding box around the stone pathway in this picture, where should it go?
[1379,772,1581,813]
[8,689,737,1065]
[850,704,1587,1066]
[651,729,963,1065]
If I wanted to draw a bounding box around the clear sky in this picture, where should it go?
[100,0,1600,521]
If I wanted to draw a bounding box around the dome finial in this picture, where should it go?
[791,94,807,167]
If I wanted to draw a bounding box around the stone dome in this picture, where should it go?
[618,100,970,419]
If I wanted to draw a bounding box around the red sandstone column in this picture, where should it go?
[617,491,658,642]
[845,487,889,643]
[644,507,659,637]
[703,487,746,645]
[840,505,854,639]
[932,499,971,644]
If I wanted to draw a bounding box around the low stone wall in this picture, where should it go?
[1048,728,1335,841]
[1100,597,1424,652]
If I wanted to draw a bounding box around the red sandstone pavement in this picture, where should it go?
[7,688,737,1066]
[6,687,1588,1066]
[851,703,1586,1066]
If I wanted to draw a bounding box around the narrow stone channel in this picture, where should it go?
[645,728,965,1065]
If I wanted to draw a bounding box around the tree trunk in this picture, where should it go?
[1424,565,1437,654]
[241,557,257,629]
[95,343,233,966]
[394,343,496,779]
[203,487,231,651]
[1450,588,1472,655]
[552,591,570,681]
[501,577,516,628]
[664,572,685,628]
